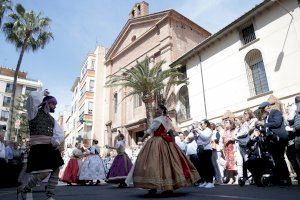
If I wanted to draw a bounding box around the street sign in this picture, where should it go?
[15,120,21,129]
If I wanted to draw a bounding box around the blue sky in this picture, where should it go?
[0,0,263,117]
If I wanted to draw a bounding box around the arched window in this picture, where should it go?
[177,86,190,122]
[114,93,118,113]
[245,49,269,96]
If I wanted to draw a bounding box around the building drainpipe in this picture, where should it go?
[197,54,208,119]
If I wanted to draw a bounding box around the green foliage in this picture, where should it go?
[106,57,187,125]
[2,3,53,140]
[12,94,29,142]
[2,3,53,51]
[0,0,12,26]
[106,57,187,103]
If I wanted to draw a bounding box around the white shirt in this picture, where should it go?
[287,103,300,121]
[248,118,258,131]
[196,127,213,150]
[186,140,197,156]
[0,141,5,159]
[26,91,42,120]
[90,145,100,155]
[146,116,173,136]
[72,148,83,158]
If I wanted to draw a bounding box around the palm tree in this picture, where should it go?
[105,57,187,126]
[2,4,53,140]
[0,0,12,26]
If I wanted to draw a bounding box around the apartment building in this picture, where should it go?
[0,67,42,134]
[65,46,107,147]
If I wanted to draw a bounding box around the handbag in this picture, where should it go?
[237,134,250,147]
[197,145,205,154]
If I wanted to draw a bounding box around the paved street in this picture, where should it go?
[1,183,299,200]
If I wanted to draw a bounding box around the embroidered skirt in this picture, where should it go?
[133,136,200,190]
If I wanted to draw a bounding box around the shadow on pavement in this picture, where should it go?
[135,192,189,199]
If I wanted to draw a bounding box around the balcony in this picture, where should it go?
[80,69,95,87]
[78,91,94,107]
[77,113,93,128]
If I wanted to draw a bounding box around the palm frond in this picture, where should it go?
[3,3,53,52]
[105,57,187,106]
[15,4,25,16]
[0,0,12,25]
[120,90,140,102]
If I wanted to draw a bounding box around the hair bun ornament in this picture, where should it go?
[44,89,50,97]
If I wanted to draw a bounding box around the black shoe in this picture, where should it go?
[161,190,173,197]
[118,183,127,188]
[148,189,157,195]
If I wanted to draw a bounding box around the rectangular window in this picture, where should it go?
[241,24,256,45]
[90,60,95,70]
[114,93,118,114]
[5,83,13,93]
[133,94,142,108]
[3,96,11,107]
[88,102,93,114]
[89,80,94,92]
[1,110,9,121]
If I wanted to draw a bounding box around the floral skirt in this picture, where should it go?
[78,155,106,180]
[133,136,200,190]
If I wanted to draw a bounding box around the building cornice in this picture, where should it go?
[0,74,42,87]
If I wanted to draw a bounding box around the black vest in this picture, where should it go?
[29,109,54,137]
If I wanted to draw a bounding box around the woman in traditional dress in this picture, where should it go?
[61,143,83,185]
[59,144,73,180]
[222,117,237,184]
[106,132,133,187]
[78,140,106,185]
[133,105,200,195]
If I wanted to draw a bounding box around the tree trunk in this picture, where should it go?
[5,43,27,141]
[144,101,153,129]
[143,94,154,129]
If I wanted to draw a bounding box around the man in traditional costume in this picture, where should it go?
[17,91,64,200]
[133,105,200,196]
